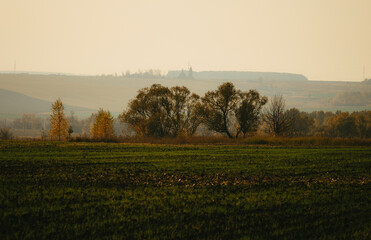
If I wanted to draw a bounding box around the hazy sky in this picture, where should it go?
[1,0,370,81]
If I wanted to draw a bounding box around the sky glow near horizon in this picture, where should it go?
[0,0,370,81]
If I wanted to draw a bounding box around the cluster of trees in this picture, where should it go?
[121,69,164,79]
[12,114,46,130]
[118,83,371,139]
[119,84,202,137]
[0,111,123,139]
[48,99,115,141]
[3,82,370,141]
[331,91,371,106]
[321,111,371,138]
[119,83,268,138]
[267,109,371,138]
[94,69,165,79]
[46,82,270,140]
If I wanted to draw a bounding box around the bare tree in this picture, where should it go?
[263,95,291,136]
[0,127,13,140]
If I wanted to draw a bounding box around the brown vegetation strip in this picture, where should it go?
[8,170,370,187]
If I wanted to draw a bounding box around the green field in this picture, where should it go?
[0,141,370,239]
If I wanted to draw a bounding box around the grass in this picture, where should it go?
[0,140,370,239]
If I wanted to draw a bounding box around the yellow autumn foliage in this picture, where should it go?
[91,108,115,140]
[49,98,69,141]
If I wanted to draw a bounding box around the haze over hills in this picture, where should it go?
[0,88,95,115]
[1,70,308,81]
[0,72,370,117]
[167,70,308,81]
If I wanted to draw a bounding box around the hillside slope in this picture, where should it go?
[0,88,95,114]
[0,73,370,113]
[167,70,308,81]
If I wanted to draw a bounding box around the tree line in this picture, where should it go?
[1,82,370,140]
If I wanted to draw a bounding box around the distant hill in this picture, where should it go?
[0,88,95,114]
[167,70,308,81]
[0,72,369,113]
